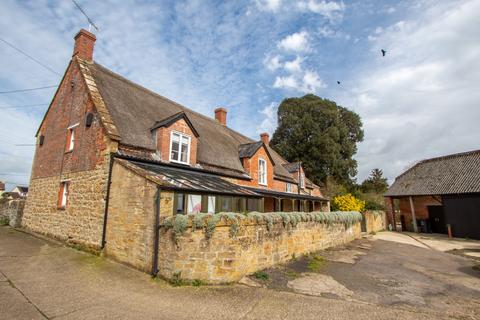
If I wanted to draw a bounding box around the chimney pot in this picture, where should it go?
[260,132,270,145]
[214,107,227,126]
[73,29,96,61]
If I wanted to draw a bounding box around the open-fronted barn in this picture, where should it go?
[385,150,480,239]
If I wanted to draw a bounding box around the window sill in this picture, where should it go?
[65,150,73,154]
[57,206,66,210]
[258,183,268,187]
[170,159,190,166]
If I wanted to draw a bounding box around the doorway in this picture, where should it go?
[428,205,446,234]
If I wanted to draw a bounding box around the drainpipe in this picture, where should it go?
[101,153,116,249]
[151,186,161,276]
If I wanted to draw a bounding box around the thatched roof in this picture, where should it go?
[385,149,480,197]
[86,61,301,184]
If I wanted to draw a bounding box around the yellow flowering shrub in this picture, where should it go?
[331,194,365,212]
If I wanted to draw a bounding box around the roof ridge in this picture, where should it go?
[395,148,480,181]
[92,62,255,143]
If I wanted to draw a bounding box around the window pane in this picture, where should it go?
[207,196,215,213]
[220,197,231,212]
[175,193,184,214]
[61,182,68,207]
[171,140,179,161]
[247,198,258,212]
[180,141,189,163]
[187,194,202,214]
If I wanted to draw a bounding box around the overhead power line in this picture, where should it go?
[0,103,49,109]
[0,37,62,76]
[72,0,99,32]
[0,86,57,94]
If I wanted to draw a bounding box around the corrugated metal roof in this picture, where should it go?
[385,149,480,197]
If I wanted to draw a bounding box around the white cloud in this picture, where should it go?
[386,6,396,14]
[317,26,350,40]
[336,0,480,182]
[265,55,282,71]
[273,75,298,90]
[297,0,345,21]
[257,102,278,134]
[277,31,310,52]
[284,56,303,73]
[255,0,282,12]
[273,69,325,93]
[301,70,326,92]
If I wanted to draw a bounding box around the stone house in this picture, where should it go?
[11,186,28,198]
[22,29,329,263]
[385,149,480,239]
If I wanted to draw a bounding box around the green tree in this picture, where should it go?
[361,168,389,194]
[270,94,363,186]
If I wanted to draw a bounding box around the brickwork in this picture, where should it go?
[33,61,108,179]
[157,219,361,283]
[155,118,198,165]
[398,196,440,231]
[236,146,274,189]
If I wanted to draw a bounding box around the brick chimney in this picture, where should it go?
[73,29,96,61]
[214,107,227,126]
[260,132,270,145]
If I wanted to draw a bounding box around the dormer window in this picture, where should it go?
[300,173,305,189]
[170,131,190,164]
[258,158,267,186]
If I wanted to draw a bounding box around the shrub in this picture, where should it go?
[307,255,326,272]
[0,216,9,226]
[163,211,362,239]
[253,271,269,280]
[331,194,365,212]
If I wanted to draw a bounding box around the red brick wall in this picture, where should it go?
[155,118,197,165]
[398,196,442,231]
[33,61,107,179]
[236,146,274,189]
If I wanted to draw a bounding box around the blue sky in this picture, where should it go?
[1,0,479,190]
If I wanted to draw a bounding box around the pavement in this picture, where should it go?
[1,227,480,320]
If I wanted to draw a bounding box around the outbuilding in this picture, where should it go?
[385,150,480,240]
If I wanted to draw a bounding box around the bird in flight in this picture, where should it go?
[381,49,387,56]
[337,81,341,85]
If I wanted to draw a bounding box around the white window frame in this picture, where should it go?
[286,183,292,193]
[60,180,70,208]
[300,172,305,189]
[258,158,267,186]
[169,131,191,165]
[66,123,79,152]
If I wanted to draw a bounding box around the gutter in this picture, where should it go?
[152,186,161,276]
[101,153,116,249]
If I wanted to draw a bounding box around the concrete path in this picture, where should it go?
[1,227,479,320]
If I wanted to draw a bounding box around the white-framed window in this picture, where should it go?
[286,183,293,193]
[300,173,305,189]
[66,123,78,152]
[207,196,216,214]
[258,158,267,185]
[58,181,70,209]
[169,131,191,164]
[187,194,202,214]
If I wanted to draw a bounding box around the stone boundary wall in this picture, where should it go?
[363,210,386,233]
[0,199,25,228]
[157,219,361,283]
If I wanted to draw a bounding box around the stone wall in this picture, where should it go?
[0,199,25,228]
[22,164,109,252]
[363,211,385,234]
[157,219,361,283]
[103,161,172,272]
